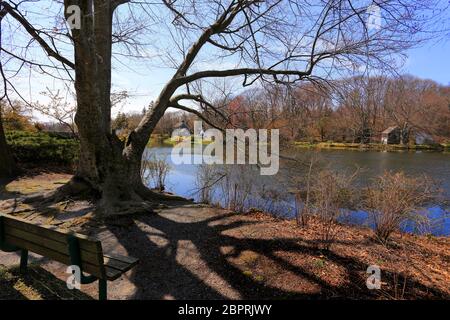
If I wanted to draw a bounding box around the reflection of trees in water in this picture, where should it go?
[194,163,293,215]
[192,150,329,216]
[145,146,449,236]
[141,149,171,191]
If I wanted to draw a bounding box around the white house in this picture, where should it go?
[171,120,191,141]
[381,126,400,144]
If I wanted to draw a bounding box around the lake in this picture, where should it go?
[143,145,450,236]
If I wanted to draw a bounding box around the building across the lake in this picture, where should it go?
[414,132,435,145]
[381,126,401,144]
[171,120,192,141]
[381,127,435,145]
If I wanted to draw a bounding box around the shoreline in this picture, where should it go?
[293,141,450,152]
[147,134,450,152]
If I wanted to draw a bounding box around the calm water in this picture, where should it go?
[143,146,450,236]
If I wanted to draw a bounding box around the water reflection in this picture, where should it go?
[143,146,450,236]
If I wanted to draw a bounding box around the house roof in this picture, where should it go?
[175,120,190,131]
[382,126,399,134]
[415,131,432,138]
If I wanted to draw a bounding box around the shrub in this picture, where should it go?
[5,130,79,166]
[218,165,254,213]
[195,164,220,204]
[287,151,326,227]
[363,171,439,243]
[308,169,358,250]
[141,151,171,191]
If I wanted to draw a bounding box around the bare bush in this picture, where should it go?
[194,163,254,211]
[284,151,325,226]
[195,164,222,204]
[219,165,254,213]
[141,153,171,192]
[294,192,309,227]
[252,186,292,218]
[295,154,323,227]
[363,171,439,243]
[309,169,358,250]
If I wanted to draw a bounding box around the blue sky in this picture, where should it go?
[112,40,450,114]
[3,0,449,120]
[23,39,450,121]
[405,40,450,86]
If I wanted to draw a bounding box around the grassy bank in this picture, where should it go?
[148,134,212,147]
[294,141,449,152]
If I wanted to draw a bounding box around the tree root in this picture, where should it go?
[135,183,193,203]
[18,177,193,218]
[95,199,156,218]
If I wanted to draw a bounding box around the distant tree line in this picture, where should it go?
[220,75,450,144]
[3,74,448,148]
[111,75,450,145]
[108,75,450,144]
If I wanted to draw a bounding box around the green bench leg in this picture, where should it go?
[99,279,107,300]
[20,249,28,274]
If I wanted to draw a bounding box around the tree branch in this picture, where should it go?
[2,2,75,69]
[169,102,223,131]
[170,93,229,123]
[178,67,312,85]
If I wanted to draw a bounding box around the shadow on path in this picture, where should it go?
[105,207,450,300]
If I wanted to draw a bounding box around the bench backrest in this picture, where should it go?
[0,214,106,279]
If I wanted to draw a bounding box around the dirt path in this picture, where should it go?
[1,173,449,300]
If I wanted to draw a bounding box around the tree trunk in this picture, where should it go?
[0,109,18,180]
[63,1,138,212]
[50,1,186,216]
[400,122,409,145]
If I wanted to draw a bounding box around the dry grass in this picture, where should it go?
[230,211,450,299]
[0,265,92,300]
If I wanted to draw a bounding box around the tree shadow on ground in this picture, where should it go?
[2,198,448,300]
[0,264,93,300]
[0,177,19,201]
[106,208,450,300]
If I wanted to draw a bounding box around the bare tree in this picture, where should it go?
[32,88,77,135]
[383,75,448,144]
[335,76,388,143]
[1,0,448,215]
[0,6,17,179]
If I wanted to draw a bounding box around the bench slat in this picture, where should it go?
[103,253,139,265]
[105,266,124,281]
[104,253,139,274]
[4,226,102,266]
[3,215,100,253]
[3,234,104,279]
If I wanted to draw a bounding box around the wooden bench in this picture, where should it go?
[0,213,139,300]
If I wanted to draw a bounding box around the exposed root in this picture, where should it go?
[95,199,156,218]
[92,184,194,217]
[135,183,193,203]
[15,178,193,220]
